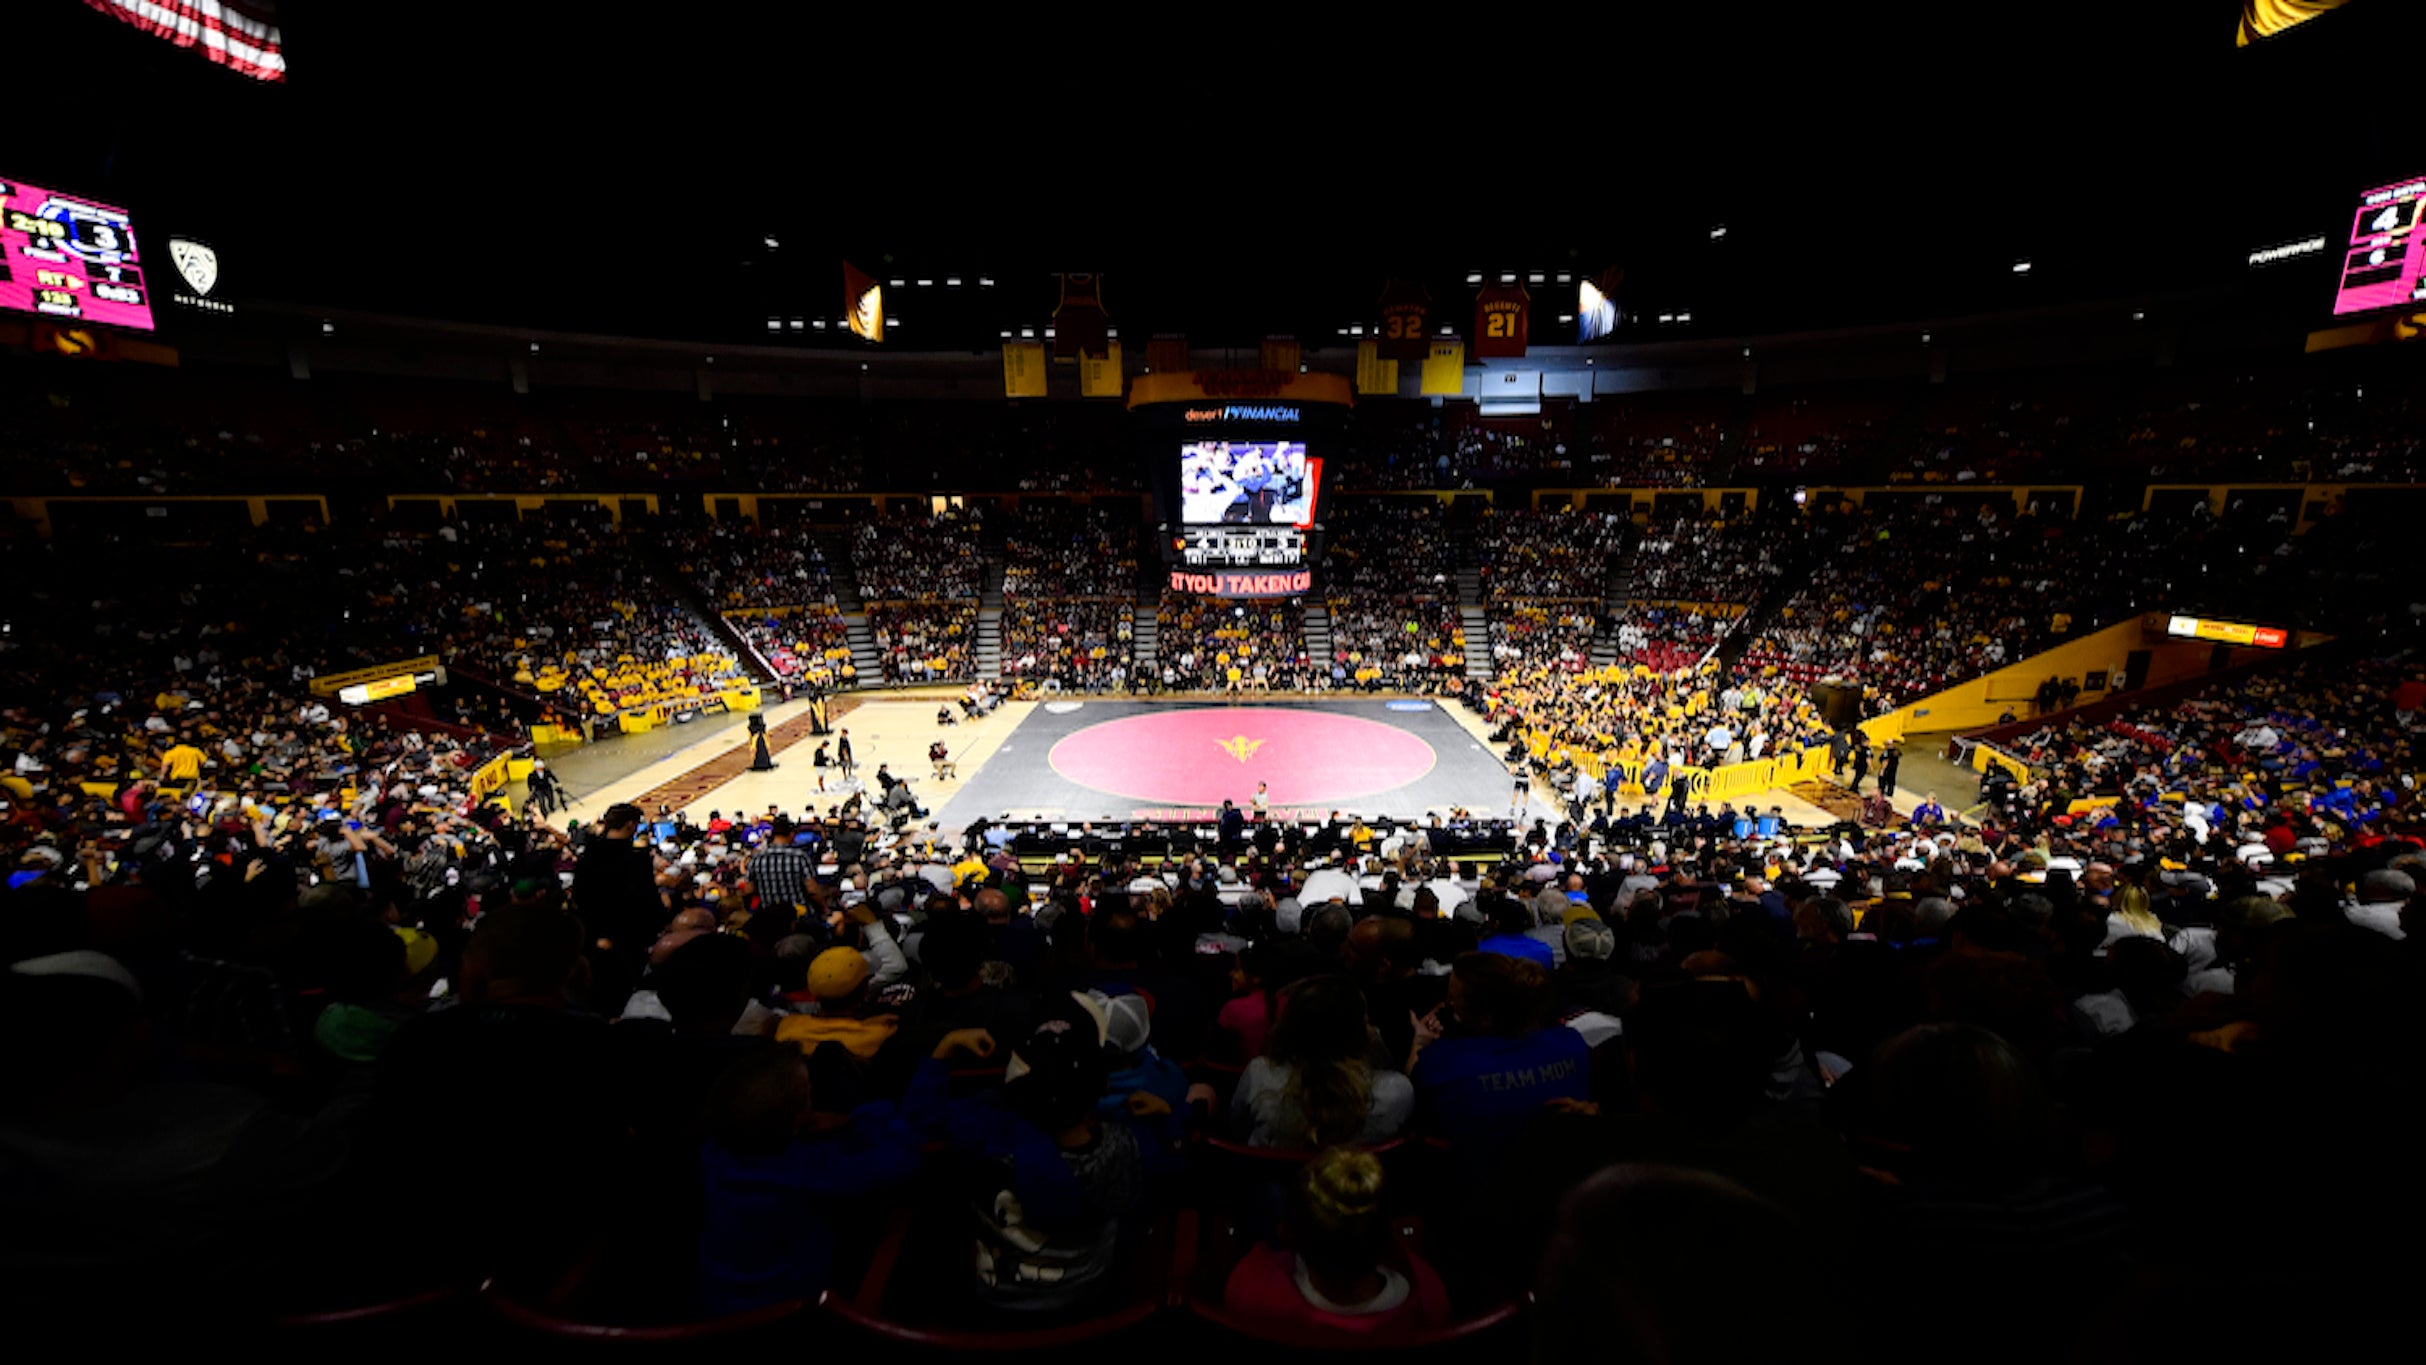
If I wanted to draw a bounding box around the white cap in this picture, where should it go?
[9,950,142,1004]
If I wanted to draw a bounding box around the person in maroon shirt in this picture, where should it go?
[1221,1147,1452,1334]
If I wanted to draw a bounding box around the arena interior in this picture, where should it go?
[6,3,2426,1357]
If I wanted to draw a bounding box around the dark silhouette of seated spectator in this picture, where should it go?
[1535,1164,1828,1365]
[368,904,626,1280]
[696,1040,923,1316]
[0,950,350,1326]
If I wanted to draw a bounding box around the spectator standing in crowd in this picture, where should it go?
[573,802,662,1012]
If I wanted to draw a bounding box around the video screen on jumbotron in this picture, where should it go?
[1179,441,1317,526]
[2332,176,2426,315]
[0,177,155,332]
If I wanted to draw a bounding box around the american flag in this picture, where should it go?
[82,1,286,83]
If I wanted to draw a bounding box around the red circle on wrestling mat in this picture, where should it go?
[1047,707,1437,807]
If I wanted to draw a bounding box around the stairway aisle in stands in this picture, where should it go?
[815,528,886,684]
[1714,510,1821,674]
[1132,561,1161,675]
[1455,538,1491,681]
[1593,536,1634,670]
[1302,604,1333,665]
[976,546,1006,680]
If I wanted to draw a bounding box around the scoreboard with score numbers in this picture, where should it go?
[1173,525,1307,568]
[1163,524,1319,598]
[2332,176,2426,315]
[0,176,156,332]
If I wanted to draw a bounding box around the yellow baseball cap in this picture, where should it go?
[807,946,871,1000]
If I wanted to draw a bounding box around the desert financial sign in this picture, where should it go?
[2165,615,2288,649]
[1170,568,1313,598]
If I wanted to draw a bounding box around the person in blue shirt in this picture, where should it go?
[1084,990,1191,1178]
[1641,755,1670,798]
[1911,795,1945,828]
[1408,952,1590,1156]
[695,1041,926,1316]
[904,1019,1146,1314]
[1474,895,1557,970]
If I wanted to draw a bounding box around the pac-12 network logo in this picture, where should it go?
[169,239,218,296]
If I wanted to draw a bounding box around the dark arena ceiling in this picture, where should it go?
[25,0,2425,350]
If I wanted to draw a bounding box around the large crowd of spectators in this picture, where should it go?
[1319,500,1467,689]
[1609,606,1730,674]
[865,605,974,685]
[1154,594,1313,691]
[1477,510,1627,671]
[350,518,746,717]
[1982,657,2417,855]
[1737,499,2206,709]
[1482,658,1834,787]
[12,356,2426,1353]
[1609,510,1802,672]
[664,522,851,687]
[13,645,2416,1349]
[1628,511,1795,606]
[854,511,983,684]
[1001,600,1133,692]
[998,505,1139,693]
[20,347,2426,500]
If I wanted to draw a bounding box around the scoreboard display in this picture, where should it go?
[1174,525,1307,568]
[0,177,155,332]
[2332,176,2426,315]
[1142,394,1343,599]
[1163,523,1319,598]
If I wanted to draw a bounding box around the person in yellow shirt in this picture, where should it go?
[160,739,208,785]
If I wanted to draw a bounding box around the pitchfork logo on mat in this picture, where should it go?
[1213,735,1266,763]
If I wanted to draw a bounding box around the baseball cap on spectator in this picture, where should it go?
[1076,988,1153,1057]
[1003,1015,1112,1130]
[2217,895,2295,929]
[393,926,440,977]
[8,949,143,1003]
[1565,917,1618,962]
[806,946,871,1000]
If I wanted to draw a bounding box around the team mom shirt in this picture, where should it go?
[1412,1027,1592,1149]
